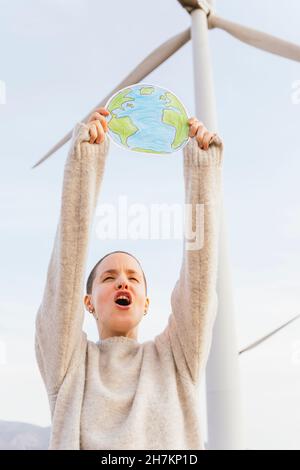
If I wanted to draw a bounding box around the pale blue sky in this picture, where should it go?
[0,0,300,449]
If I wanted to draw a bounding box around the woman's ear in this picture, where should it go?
[144,297,150,314]
[84,294,94,314]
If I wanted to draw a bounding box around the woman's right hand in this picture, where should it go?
[86,107,110,144]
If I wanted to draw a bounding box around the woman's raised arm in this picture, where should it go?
[161,118,224,385]
[35,108,110,396]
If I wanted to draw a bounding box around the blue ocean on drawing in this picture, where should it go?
[105,84,189,155]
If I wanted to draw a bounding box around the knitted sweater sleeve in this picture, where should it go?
[35,123,110,395]
[161,135,224,385]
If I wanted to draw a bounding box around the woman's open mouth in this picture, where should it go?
[114,292,132,310]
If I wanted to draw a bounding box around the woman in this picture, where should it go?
[35,107,224,450]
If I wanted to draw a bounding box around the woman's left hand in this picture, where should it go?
[187,117,217,151]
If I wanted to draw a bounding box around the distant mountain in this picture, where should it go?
[0,421,50,450]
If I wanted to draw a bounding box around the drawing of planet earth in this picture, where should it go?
[104,83,190,154]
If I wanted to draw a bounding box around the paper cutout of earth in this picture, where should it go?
[105,83,190,154]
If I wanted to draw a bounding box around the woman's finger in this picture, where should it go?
[189,122,199,137]
[187,116,199,125]
[188,117,204,127]
[88,123,98,144]
[94,107,110,116]
[87,107,110,123]
[196,125,207,147]
[93,120,105,144]
[210,133,223,147]
[88,119,105,144]
[88,112,108,132]
[201,131,213,150]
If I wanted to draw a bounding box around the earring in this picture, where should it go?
[88,307,98,320]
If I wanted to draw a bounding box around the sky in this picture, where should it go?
[0,0,300,450]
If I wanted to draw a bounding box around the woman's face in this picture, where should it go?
[85,252,149,340]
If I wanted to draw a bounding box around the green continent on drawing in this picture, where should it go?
[108,115,138,146]
[160,92,189,149]
[140,87,155,95]
[131,147,169,154]
[107,88,134,113]
[107,88,138,146]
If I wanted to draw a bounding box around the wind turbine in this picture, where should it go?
[32,1,300,170]
[32,0,300,451]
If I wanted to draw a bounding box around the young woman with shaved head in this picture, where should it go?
[35,107,223,450]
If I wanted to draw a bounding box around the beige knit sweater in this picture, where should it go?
[35,121,223,450]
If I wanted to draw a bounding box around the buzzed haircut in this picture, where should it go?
[86,251,147,296]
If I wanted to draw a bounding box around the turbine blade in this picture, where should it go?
[32,28,191,168]
[209,14,300,62]
[239,313,300,355]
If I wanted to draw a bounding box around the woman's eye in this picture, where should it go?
[103,276,138,282]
